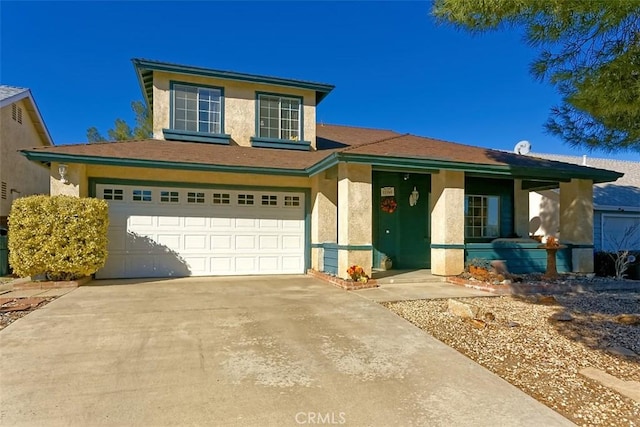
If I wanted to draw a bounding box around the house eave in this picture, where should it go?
[20,150,310,177]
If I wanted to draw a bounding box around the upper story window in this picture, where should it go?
[173,83,222,134]
[465,195,500,238]
[258,94,301,140]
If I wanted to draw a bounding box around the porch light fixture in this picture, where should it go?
[409,186,420,206]
[58,164,68,184]
[403,173,410,181]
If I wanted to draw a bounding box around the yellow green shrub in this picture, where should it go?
[8,195,109,280]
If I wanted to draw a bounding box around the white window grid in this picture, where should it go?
[238,194,255,205]
[284,195,301,207]
[213,193,231,205]
[258,95,300,140]
[465,195,499,238]
[160,191,179,203]
[173,84,221,134]
[187,192,205,204]
[103,188,124,201]
[261,195,278,206]
[132,189,152,202]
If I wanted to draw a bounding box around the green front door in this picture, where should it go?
[373,171,431,270]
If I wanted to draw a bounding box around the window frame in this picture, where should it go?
[251,92,311,151]
[163,81,230,145]
[464,194,501,239]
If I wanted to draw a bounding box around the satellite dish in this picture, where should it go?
[514,140,531,155]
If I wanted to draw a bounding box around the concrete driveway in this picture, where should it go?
[0,276,571,426]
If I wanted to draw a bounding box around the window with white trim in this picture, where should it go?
[258,94,301,140]
[103,188,124,201]
[212,193,230,205]
[465,195,500,238]
[187,192,205,204]
[160,191,179,203]
[133,189,152,202]
[284,195,300,207]
[261,195,277,206]
[173,84,222,134]
[238,194,254,205]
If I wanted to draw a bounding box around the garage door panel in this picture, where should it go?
[97,184,305,278]
[156,234,181,249]
[259,235,279,250]
[282,235,303,250]
[158,216,181,227]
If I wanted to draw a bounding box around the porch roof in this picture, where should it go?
[21,124,623,184]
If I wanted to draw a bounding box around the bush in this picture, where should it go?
[8,195,109,280]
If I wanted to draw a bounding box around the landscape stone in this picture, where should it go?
[447,299,479,319]
[551,311,573,321]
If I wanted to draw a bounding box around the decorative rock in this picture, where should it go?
[551,311,573,321]
[507,321,520,327]
[501,279,512,286]
[469,318,487,329]
[614,314,640,325]
[447,299,479,319]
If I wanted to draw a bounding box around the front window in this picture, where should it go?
[465,195,500,238]
[258,94,301,140]
[173,84,222,134]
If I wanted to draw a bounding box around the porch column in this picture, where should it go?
[560,178,594,273]
[310,167,338,272]
[514,179,530,238]
[337,163,372,279]
[430,170,465,276]
[50,162,88,197]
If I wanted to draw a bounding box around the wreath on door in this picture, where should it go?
[381,196,397,213]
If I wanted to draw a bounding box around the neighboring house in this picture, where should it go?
[0,86,54,228]
[529,154,640,252]
[21,59,622,279]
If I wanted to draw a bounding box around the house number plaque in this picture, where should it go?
[381,187,395,197]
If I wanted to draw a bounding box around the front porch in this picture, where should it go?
[311,164,597,280]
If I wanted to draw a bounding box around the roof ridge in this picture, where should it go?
[341,133,410,153]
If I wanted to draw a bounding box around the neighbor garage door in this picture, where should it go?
[95,184,305,279]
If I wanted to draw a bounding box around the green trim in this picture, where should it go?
[23,151,309,177]
[163,129,231,145]
[133,58,334,107]
[306,153,340,176]
[250,137,311,151]
[169,80,226,135]
[431,244,465,249]
[255,92,305,143]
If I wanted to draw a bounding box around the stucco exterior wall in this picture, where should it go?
[337,163,372,278]
[560,179,594,272]
[0,99,50,224]
[430,170,465,276]
[310,168,338,270]
[529,190,560,238]
[152,71,317,149]
[50,162,87,197]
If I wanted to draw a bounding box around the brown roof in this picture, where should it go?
[22,124,622,182]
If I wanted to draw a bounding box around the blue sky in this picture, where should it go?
[2,1,638,161]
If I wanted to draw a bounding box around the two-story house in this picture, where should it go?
[0,85,53,228]
[21,59,622,280]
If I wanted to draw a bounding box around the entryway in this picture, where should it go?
[373,171,431,270]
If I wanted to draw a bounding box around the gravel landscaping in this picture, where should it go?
[384,289,640,427]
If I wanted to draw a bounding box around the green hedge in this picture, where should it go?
[8,195,109,280]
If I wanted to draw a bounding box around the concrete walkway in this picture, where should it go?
[0,276,571,426]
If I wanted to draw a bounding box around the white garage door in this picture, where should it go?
[95,184,306,279]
